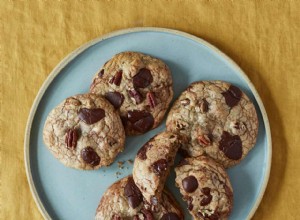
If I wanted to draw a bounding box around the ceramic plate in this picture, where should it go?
[24,28,271,220]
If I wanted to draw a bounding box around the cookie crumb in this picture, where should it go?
[127,159,133,165]
[118,161,125,169]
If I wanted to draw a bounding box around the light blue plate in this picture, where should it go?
[25,28,271,220]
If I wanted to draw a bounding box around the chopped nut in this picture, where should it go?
[197,134,211,146]
[180,98,190,106]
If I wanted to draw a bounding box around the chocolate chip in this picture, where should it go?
[182,176,198,193]
[65,129,78,149]
[137,142,152,160]
[202,187,211,195]
[151,159,168,176]
[98,69,104,78]
[127,110,154,133]
[81,147,100,166]
[219,131,242,160]
[105,92,124,109]
[78,108,105,124]
[128,89,143,104]
[109,70,123,86]
[133,68,153,88]
[147,92,156,108]
[222,85,242,107]
[141,209,154,220]
[124,177,143,208]
[187,197,193,211]
[161,212,181,220]
[200,194,212,206]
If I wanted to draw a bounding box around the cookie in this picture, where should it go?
[95,176,183,220]
[90,51,173,135]
[175,156,233,220]
[43,93,125,170]
[166,81,258,167]
[133,131,186,205]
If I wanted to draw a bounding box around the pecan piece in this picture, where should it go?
[147,92,156,108]
[128,88,143,104]
[65,129,78,149]
[197,134,211,146]
[109,70,123,86]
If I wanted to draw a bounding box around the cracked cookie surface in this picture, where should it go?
[166,81,258,167]
[133,131,186,205]
[90,51,173,135]
[43,93,125,170]
[95,176,183,220]
[175,156,233,220]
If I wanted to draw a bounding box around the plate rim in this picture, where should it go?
[24,27,272,220]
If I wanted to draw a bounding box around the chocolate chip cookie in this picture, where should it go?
[43,93,125,170]
[166,81,258,167]
[95,176,183,220]
[90,51,173,135]
[133,131,186,205]
[175,156,233,220]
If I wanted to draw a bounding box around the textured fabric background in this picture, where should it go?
[1,0,299,219]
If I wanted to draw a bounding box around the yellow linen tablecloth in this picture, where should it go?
[1,1,299,219]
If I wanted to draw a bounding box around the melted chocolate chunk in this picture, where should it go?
[151,159,168,176]
[161,212,181,220]
[105,92,124,109]
[127,110,154,133]
[78,108,105,124]
[200,194,212,206]
[137,142,152,160]
[187,197,193,211]
[219,131,242,160]
[182,176,198,193]
[124,177,143,208]
[98,69,104,77]
[133,68,153,88]
[81,147,100,166]
[141,209,154,220]
[221,85,242,108]
[201,187,211,195]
